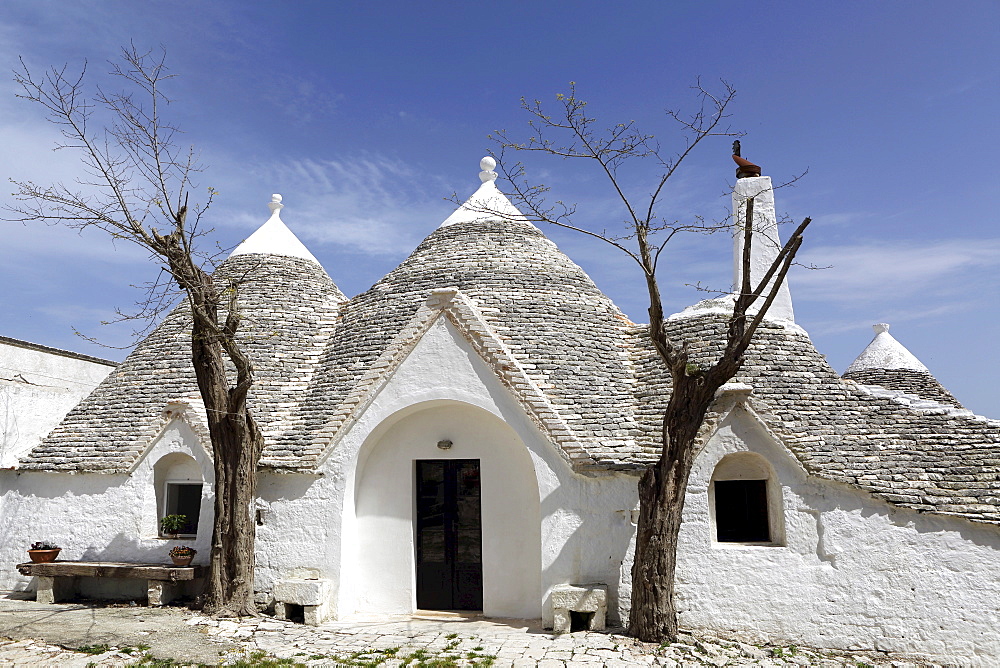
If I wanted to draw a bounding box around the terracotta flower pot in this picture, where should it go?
[28,549,60,563]
[170,555,194,567]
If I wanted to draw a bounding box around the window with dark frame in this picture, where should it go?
[163,482,203,535]
[714,479,770,543]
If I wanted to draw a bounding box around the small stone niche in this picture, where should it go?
[551,583,608,633]
[281,602,305,624]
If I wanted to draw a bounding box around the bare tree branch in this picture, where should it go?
[4,47,263,618]
[487,81,812,644]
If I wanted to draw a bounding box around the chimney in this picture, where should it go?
[731,153,795,323]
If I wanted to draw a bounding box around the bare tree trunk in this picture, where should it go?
[629,372,720,641]
[159,236,263,617]
[194,329,262,616]
[483,82,811,645]
[8,48,270,618]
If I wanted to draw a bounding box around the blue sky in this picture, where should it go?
[1,1,997,416]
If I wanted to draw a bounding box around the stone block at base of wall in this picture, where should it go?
[272,578,333,626]
[551,583,607,634]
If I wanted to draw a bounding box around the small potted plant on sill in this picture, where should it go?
[168,545,196,567]
[28,541,61,563]
[160,514,188,538]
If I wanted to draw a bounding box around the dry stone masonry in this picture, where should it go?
[5,159,999,665]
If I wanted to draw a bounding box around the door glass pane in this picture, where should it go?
[420,527,446,563]
[415,459,483,610]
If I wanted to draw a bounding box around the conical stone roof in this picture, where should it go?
[22,200,346,472]
[275,160,649,469]
[19,167,1000,524]
[843,323,963,408]
[633,313,1000,523]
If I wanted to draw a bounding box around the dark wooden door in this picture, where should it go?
[415,459,483,610]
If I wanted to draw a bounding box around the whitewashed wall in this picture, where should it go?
[0,417,214,595]
[0,338,115,467]
[5,318,994,664]
[0,312,640,622]
[282,316,641,624]
[676,406,1000,666]
[352,402,541,617]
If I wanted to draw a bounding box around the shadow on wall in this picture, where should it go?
[818,478,1000,552]
[538,473,637,626]
[13,470,122,499]
[256,471,320,505]
[76,533,196,565]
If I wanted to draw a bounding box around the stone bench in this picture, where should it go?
[16,561,205,606]
[272,577,333,626]
[551,583,608,633]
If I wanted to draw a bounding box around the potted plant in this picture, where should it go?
[27,541,61,563]
[160,514,188,538]
[168,545,197,567]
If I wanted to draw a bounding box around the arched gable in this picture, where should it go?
[344,400,542,619]
[311,288,597,470]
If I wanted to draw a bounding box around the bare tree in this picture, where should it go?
[6,46,262,617]
[491,82,811,642]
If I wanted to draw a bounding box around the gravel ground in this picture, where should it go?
[0,598,957,667]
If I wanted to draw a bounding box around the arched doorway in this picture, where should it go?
[350,401,542,618]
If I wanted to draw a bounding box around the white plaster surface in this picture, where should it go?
[676,405,1000,665]
[352,403,541,617]
[731,176,794,323]
[0,339,114,467]
[0,416,214,595]
[4,297,994,664]
[845,323,929,373]
[313,316,638,626]
[252,469,334,608]
[229,195,320,263]
[439,175,534,228]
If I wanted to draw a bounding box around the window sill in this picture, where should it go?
[712,541,784,549]
[156,534,197,540]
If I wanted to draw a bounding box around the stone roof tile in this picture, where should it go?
[633,315,1000,523]
[21,254,345,472]
[270,218,642,468]
[19,212,1000,526]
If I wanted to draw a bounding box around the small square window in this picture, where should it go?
[162,483,203,536]
[715,479,770,543]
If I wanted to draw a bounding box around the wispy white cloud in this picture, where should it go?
[212,154,455,256]
[802,302,971,337]
[277,77,344,125]
[811,211,870,228]
[794,238,1000,304]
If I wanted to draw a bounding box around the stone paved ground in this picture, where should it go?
[0,600,954,666]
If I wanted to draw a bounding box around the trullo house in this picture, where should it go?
[1,157,997,665]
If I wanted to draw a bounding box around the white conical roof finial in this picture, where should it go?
[438,156,533,228]
[479,156,498,183]
[228,193,320,264]
[268,193,284,217]
[845,323,929,373]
